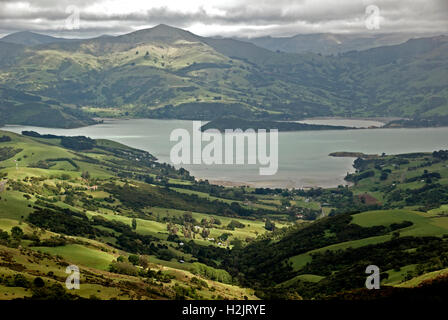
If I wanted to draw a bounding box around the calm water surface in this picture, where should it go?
[3,119,448,188]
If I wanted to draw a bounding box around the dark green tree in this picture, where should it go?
[81,171,91,179]
[128,254,139,265]
[33,277,45,288]
[264,219,275,231]
[11,226,24,240]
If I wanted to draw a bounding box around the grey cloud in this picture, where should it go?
[0,0,446,38]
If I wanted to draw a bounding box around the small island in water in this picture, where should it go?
[200,117,352,132]
[329,151,379,158]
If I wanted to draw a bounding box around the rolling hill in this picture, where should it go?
[0,31,72,46]
[0,25,447,127]
[1,130,448,299]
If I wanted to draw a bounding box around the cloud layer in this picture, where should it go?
[0,0,447,38]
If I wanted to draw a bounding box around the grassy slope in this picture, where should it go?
[0,130,282,299]
[289,209,448,271]
[0,241,256,300]
[32,244,115,270]
[2,130,448,299]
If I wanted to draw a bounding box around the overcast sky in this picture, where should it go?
[0,0,447,38]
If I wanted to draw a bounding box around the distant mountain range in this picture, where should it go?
[2,30,439,55]
[0,31,73,46]
[0,25,447,128]
[234,33,440,55]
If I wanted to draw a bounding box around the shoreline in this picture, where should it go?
[6,116,447,132]
[3,120,446,191]
[206,177,354,190]
[297,116,405,124]
[94,116,402,123]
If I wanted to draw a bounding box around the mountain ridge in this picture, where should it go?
[0,31,73,46]
[0,25,447,128]
[236,32,446,55]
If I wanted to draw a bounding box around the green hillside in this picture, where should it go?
[1,130,448,300]
[0,130,286,299]
[0,87,97,128]
[0,25,447,128]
